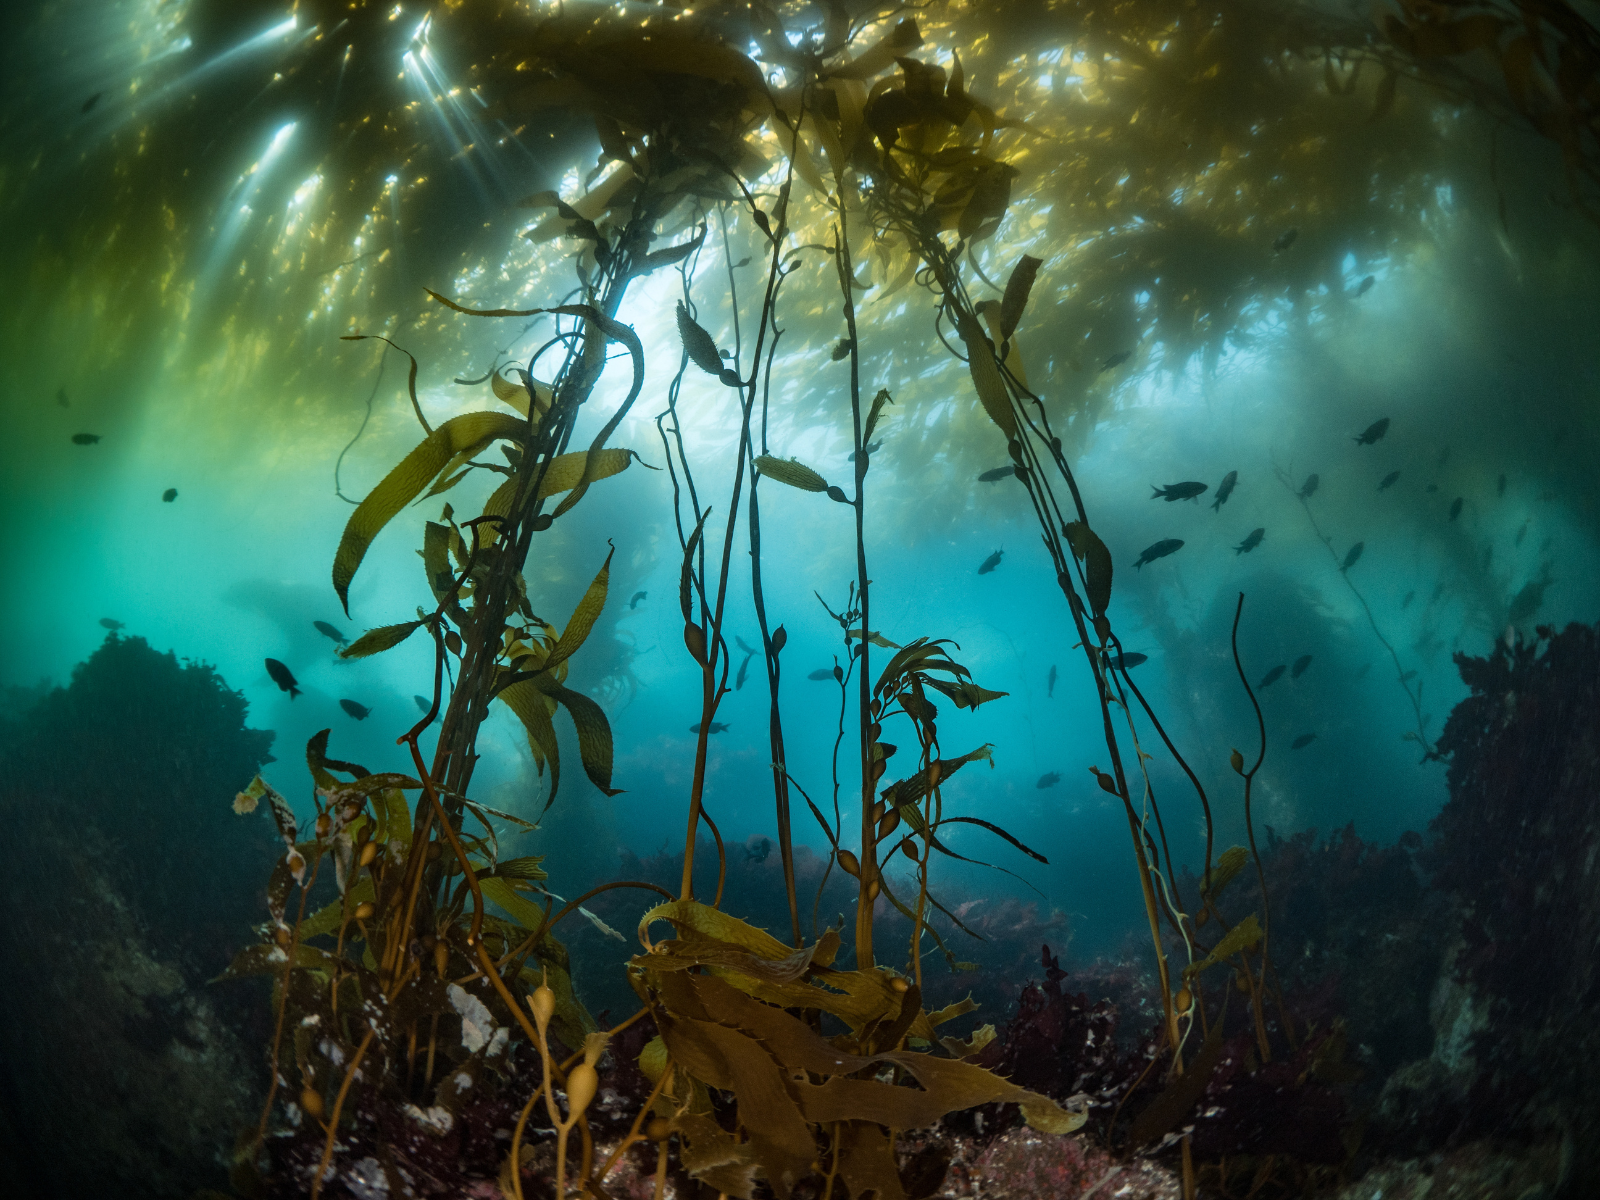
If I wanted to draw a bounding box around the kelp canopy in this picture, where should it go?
[3,1,1600,1198]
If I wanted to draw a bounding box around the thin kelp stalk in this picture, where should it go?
[835,208,879,970]
[1277,467,1437,756]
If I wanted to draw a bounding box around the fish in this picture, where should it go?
[629,591,647,609]
[1449,497,1463,521]
[1110,652,1148,670]
[71,433,101,445]
[1211,470,1237,511]
[265,658,301,699]
[745,837,772,863]
[978,549,1004,574]
[1342,542,1364,572]
[98,617,125,630]
[1099,351,1132,372]
[340,699,371,720]
[1379,470,1400,491]
[1497,474,1507,497]
[849,441,882,462]
[1036,772,1061,789]
[414,694,430,712]
[1152,481,1208,502]
[1272,227,1298,252]
[314,621,348,645]
[1514,521,1528,547]
[1235,528,1265,555]
[690,721,730,734]
[1291,654,1313,679]
[82,92,102,113]
[1299,473,1319,498]
[1047,664,1057,698]
[1402,591,1415,609]
[55,387,69,407]
[162,487,178,502]
[1135,539,1184,569]
[1355,274,1375,296]
[735,635,758,655]
[1353,418,1390,445]
[808,668,834,681]
[1507,578,1550,626]
[1259,665,1286,688]
[1400,670,1417,682]
[735,652,753,690]
[978,465,1015,482]
[1291,733,1317,749]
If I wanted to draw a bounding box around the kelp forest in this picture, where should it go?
[2,1,1599,1199]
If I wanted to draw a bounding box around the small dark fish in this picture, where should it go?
[81,92,102,113]
[265,658,301,699]
[1342,542,1364,572]
[1379,470,1400,491]
[1426,483,1438,493]
[690,721,730,734]
[629,591,647,609]
[1152,481,1208,502]
[849,441,882,462]
[340,699,371,720]
[55,387,69,407]
[1507,578,1549,626]
[744,837,772,863]
[1400,670,1417,682]
[1402,591,1415,609]
[1211,470,1237,511]
[162,487,178,502]
[1449,497,1463,521]
[734,635,758,655]
[735,652,753,691]
[1099,351,1132,372]
[1291,654,1313,679]
[1272,227,1298,252]
[99,617,124,630]
[314,620,348,645]
[1036,772,1061,789]
[1291,733,1317,749]
[71,433,101,445]
[1135,538,1184,569]
[808,668,834,681]
[1047,664,1057,698]
[1111,652,1148,670]
[1299,473,1319,498]
[1514,522,1528,547]
[414,694,430,712]
[1353,418,1390,445]
[1259,665,1287,688]
[1235,528,1265,555]
[1355,275,1375,297]
[978,465,1015,482]
[978,549,1004,574]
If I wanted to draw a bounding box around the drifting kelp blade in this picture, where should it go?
[547,545,615,671]
[676,301,726,376]
[862,388,894,444]
[497,678,562,805]
[755,455,829,492]
[333,411,526,613]
[215,941,338,982]
[296,877,376,942]
[532,673,621,796]
[481,449,639,524]
[958,312,1017,438]
[338,620,423,660]
[1185,912,1264,978]
[1203,844,1250,898]
[999,254,1043,340]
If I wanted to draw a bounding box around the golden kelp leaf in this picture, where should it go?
[837,1123,907,1200]
[676,301,725,377]
[755,455,829,492]
[862,388,894,444]
[1185,912,1264,977]
[825,17,923,81]
[214,941,336,982]
[670,1111,760,1197]
[639,898,793,959]
[1203,844,1250,898]
[1083,528,1113,618]
[480,875,547,931]
[957,311,1016,438]
[639,225,707,275]
[939,1023,996,1059]
[333,411,526,613]
[422,521,456,603]
[643,937,827,986]
[537,448,636,500]
[1125,1008,1225,1147]
[926,995,979,1029]
[531,672,621,796]
[999,254,1043,340]
[339,620,423,660]
[498,678,562,803]
[490,855,548,881]
[298,877,376,941]
[958,162,1016,241]
[548,545,614,671]
[377,787,412,846]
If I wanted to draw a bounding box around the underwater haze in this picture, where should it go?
[2,0,1599,1197]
